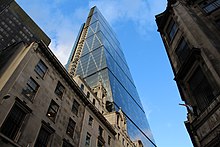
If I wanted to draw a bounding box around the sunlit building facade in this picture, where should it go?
[67,6,155,146]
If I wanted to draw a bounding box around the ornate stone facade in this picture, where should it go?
[156,0,220,146]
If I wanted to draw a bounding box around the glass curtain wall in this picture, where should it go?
[67,7,155,147]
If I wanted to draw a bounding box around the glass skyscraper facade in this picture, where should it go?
[67,6,155,147]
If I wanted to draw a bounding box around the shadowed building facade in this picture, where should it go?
[0,0,50,50]
[66,6,155,147]
[156,0,220,146]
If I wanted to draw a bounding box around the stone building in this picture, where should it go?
[0,41,118,147]
[74,76,143,147]
[0,41,86,147]
[73,76,117,147]
[0,40,144,147]
[156,0,220,147]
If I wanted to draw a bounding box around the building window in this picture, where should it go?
[66,118,76,138]
[22,77,39,100]
[0,102,30,140]
[34,124,54,147]
[98,126,103,137]
[108,136,111,145]
[85,132,91,147]
[46,100,59,122]
[72,99,80,116]
[122,138,125,145]
[175,38,190,63]
[97,139,104,147]
[188,67,215,111]
[118,133,120,140]
[167,19,178,41]
[62,139,74,147]
[86,92,90,98]
[215,19,220,27]
[35,60,48,78]
[80,84,84,91]
[88,115,93,126]
[117,114,120,126]
[54,81,65,99]
[93,99,96,105]
[199,0,220,13]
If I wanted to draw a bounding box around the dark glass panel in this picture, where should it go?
[46,100,59,122]
[35,60,48,78]
[0,105,26,140]
[62,140,74,147]
[34,127,50,147]
[167,19,178,41]
[54,81,65,99]
[72,100,80,116]
[188,67,215,111]
[199,0,220,13]
[66,118,76,138]
[175,38,190,63]
[22,77,39,100]
[85,133,91,146]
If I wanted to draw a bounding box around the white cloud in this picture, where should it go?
[88,0,149,33]
[17,0,167,64]
[17,0,89,64]
[88,0,167,35]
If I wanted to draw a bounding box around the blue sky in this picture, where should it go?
[16,0,193,146]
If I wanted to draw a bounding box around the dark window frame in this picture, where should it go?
[175,37,190,63]
[34,127,50,147]
[199,0,220,14]
[62,139,74,147]
[187,66,215,111]
[86,92,90,98]
[93,99,96,105]
[166,18,178,41]
[108,136,111,145]
[46,100,59,122]
[85,132,91,146]
[98,126,103,137]
[22,77,39,101]
[215,18,220,27]
[0,99,31,141]
[72,99,80,116]
[54,81,65,99]
[80,84,84,91]
[116,114,120,126]
[34,60,48,78]
[97,139,104,147]
[88,115,93,126]
[66,118,76,138]
[34,122,54,147]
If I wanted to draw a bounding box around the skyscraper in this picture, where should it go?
[67,6,155,146]
[156,0,220,146]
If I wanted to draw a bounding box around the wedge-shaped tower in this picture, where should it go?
[67,6,155,146]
